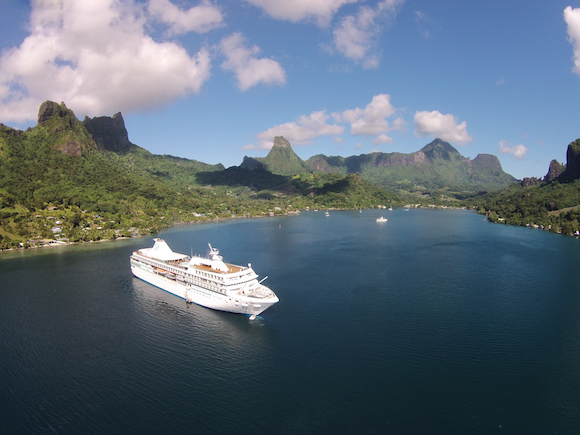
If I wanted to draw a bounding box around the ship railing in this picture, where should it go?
[185,276,227,294]
[135,254,228,294]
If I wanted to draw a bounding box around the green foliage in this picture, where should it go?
[305,139,517,198]
[103,144,224,188]
[0,111,401,248]
[467,178,580,235]
[249,136,312,176]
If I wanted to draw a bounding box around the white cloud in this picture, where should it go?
[336,93,400,136]
[564,6,580,75]
[413,9,438,40]
[333,7,379,67]
[249,93,402,150]
[413,110,472,145]
[333,0,404,67]
[498,140,528,159]
[148,0,223,35]
[246,110,344,150]
[219,33,286,91]
[372,134,393,145]
[244,0,357,27]
[0,0,212,123]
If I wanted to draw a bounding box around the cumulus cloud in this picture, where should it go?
[148,0,223,35]
[564,6,580,75]
[372,134,393,145]
[244,0,357,27]
[336,93,402,141]
[248,93,402,150]
[219,33,286,91]
[413,110,472,145]
[245,110,344,149]
[333,0,404,67]
[498,140,528,159]
[0,0,213,123]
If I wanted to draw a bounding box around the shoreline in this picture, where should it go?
[0,206,481,255]
[0,212,295,255]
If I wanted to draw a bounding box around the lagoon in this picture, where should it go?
[1,209,580,434]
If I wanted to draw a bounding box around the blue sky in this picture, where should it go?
[1,1,579,180]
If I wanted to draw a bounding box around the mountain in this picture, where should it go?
[34,101,98,156]
[305,138,516,196]
[83,112,132,153]
[238,137,516,197]
[469,138,580,236]
[82,108,224,187]
[0,101,400,248]
[0,101,183,213]
[559,138,580,182]
[240,136,311,176]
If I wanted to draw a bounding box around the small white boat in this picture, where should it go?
[325,211,330,216]
[376,216,388,223]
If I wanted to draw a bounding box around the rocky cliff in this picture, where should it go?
[302,138,516,194]
[36,101,98,156]
[559,139,580,181]
[544,159,566,182]
[83,112,132,153]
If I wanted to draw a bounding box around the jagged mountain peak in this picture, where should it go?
[420,139,462,162]
[557,138,580,182]
[272,136,292,149]
[253,136,311,176]
[34,101,97,156]
[37,101,72,124]
[302,138,516,194]
[83,111,132,153]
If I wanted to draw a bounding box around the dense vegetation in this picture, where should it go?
[0,103,401,249]
[468,139,580,236]
[305,139,517,198]
[2,100,578,250]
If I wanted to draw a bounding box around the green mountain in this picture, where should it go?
[0,101,400,248]
[469,138,580,235]
[82,111,225,187]
[240,136,311,176]
[0,101,187,214]
[305,138,517,196]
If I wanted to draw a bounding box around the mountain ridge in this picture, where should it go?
[302,138,517,195]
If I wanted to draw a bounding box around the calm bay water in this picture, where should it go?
[1,209,580,434]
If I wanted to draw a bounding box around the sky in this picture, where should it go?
[1,1,580,180]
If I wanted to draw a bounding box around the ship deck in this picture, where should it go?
[190,263,243,274]
[135,252,245,275]
[163,258,244,274]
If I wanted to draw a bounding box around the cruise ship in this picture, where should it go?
[130,239,279,317]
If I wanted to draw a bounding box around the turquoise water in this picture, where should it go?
[1,209,580,434]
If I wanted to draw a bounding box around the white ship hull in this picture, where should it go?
[130,239,279,316]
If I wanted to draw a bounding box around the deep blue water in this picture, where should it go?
[1,209,580,434]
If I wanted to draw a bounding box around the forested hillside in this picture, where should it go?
[0,102,400,249]
[305,139,517,197]
[469,139,580,235]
